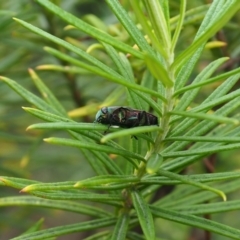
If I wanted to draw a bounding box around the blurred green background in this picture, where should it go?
[1,1,240,239]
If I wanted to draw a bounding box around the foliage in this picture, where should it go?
[1,0,240,239]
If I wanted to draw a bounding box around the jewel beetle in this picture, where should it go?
[95,106,158,129]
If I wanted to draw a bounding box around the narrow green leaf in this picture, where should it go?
[75,175,139,188]
[43,46,112,77]
[105,0,152,54]
[0,196,111,217]
[173,1,240,69]
[25,111,105,142]
[160,0,170,37]
[172,200,240,215]
[158,169,226,201]
[130,1,166,57]
[170,110,239,125]
[35,0,143,58]
[24,108,122,174]
[166,125,239,170]
[92,151,124,175]
[143,0,171,51]
[189,91,240,114]
[169,75,240,139]
[103,43,146,110]
[43,47,166,101]
[31,191,122,203]
[131,190,155,240]
[82,231,110,240]
[21,181,75,192]
[81,149,109,176]
[171,0,186,52]
[150,206,240,239]
[13,18,125,78]
[162,143,240,159]
[0,176,39,189]
[111,209,130,240]
[23,107,70,123]
[144,53,173,87]
[164,120,240,173]
[170,5,210,31]
[20,180,135,192]
[174,0,228,89]
[174,46,204,90]
[11,218,116,240]
[37,64,92,74]
[143,171,240,185]
[132,90,162,116]
[101,126,161,143]
[157,179,240,208]
[126,232,146,240]
[24,109,117,175]
[165,136,240,143]
[0,177,122,202]
[154,178,240,207]
[103,44,135,82]
[44,137,144,165]
[82,14,108,32]
[173,57,229,112]
[196,1,234,38]
[20,218,44,235]
[101,86,125,107]
[0,77,56,113]
[175,67,240,96]
[1,177,117,201]
[77,183,137,190]
[28,69,67,117]
[28,122,107,132]
[24,108,131,175]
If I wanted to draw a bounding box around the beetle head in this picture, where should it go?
[94,107,109,123]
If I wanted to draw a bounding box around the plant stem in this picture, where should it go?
[154,47,175,152]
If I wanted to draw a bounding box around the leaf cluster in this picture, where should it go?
[1,0,240,239]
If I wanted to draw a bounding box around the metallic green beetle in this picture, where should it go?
[95,106,158,128]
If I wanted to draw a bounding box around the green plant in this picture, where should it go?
[1,0,240,239]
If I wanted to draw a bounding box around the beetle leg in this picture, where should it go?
[138,111,150,126]
[104,117,114,134]
[104,115,114,134]
[104,111,119,134]
[131,135,138,140]
[104,126,110,134]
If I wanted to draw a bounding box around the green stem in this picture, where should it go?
[135,1,176,176]
[154,87,174,153]
[134,150,152,178]
[154,50,175,152]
